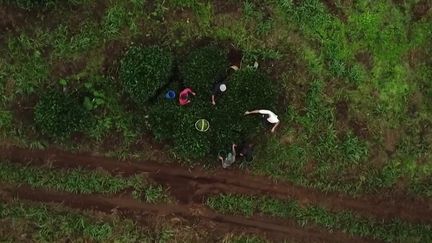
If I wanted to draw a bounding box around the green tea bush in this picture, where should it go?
[147,100,183,141]
[173,106,212,158]
[147,65,277,160]
[120,46,173,105]
[34,91,89,140]
[179,46,228,93]
[222,68,276,113]
[210,68,277,149]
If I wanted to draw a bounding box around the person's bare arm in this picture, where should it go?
[271,122,280,133]
[189,89,196,96]
[212,95,216,105]
[230,65,239,71]
[244,110,261,115]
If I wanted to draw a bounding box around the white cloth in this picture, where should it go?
[258,110,279,124]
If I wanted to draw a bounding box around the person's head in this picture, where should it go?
[219,84,227,92]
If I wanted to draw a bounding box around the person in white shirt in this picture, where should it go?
[244,109,280,133]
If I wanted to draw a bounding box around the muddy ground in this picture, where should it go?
[0,183,371,243]
[0,146,431,225]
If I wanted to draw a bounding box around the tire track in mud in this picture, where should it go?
[0,146,431,224]
[0,184,368,243]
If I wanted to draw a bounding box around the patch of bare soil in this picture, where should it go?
[349,118,369,139]
[0,5,30,32]
[228,47,243,68]
[355,51,373,71]
[321,0,348,21]
[407,48,428,68]
[412,0,431,21]
[0,184,368,243]
[10,94,37,121]
[213,0,242,15]
[383,128,401,155]
[370,149,388,168]
[51,57,88,79]
[102,39,128,76]
[0,5,32,45]
[336,100,349,122]
[0,146,431,224]
[407,90,423,117]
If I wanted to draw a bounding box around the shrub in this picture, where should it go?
[147,100,182,141]
[34,91,89,139]
[147,66,278,160]
[222,68,276,114]
[148,98,212,158]
[173,129,211,159]
[120,46,173,105]
[179,46,228,94]
[172,106,212,158]
[210,69,276,149]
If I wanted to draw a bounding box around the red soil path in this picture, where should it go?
[0,146,431,225]
[0,184,369,243]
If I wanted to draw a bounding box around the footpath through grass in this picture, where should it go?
[0,161,169,203]
[207,194,432,242]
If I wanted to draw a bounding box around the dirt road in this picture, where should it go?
[0,183,370,243]
[0,146,430,225]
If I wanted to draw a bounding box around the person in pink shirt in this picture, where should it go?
[179,88,196,105]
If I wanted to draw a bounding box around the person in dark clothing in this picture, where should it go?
[211,82,227,105]
[211,65,238,105]
[238,143,254,162]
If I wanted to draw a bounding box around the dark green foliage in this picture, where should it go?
[147,100,182,141]
[173,113,212,159]
[211,68,276,149]
[120,46,173,105]
[179,46,228,94]
[34,91,89,140]
[222,68,276,114]
[148,66,277,160]
[148,99,212,159]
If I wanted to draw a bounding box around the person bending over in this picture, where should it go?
[211,65,239,105]
[219,144,237,169]
[244,109,280,133]
[179,87,196,106]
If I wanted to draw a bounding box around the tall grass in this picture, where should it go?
[207,194,432,242]
[0,201,154,242]
[0,161,169,203]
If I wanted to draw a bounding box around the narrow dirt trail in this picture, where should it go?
[0,184,369,243]
[0,146,431,224]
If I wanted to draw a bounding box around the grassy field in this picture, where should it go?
[0,200,225,242]
[0,161,170,202]
[0,201,153,242]
[0,0,431,241]
[207,194,432,242]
